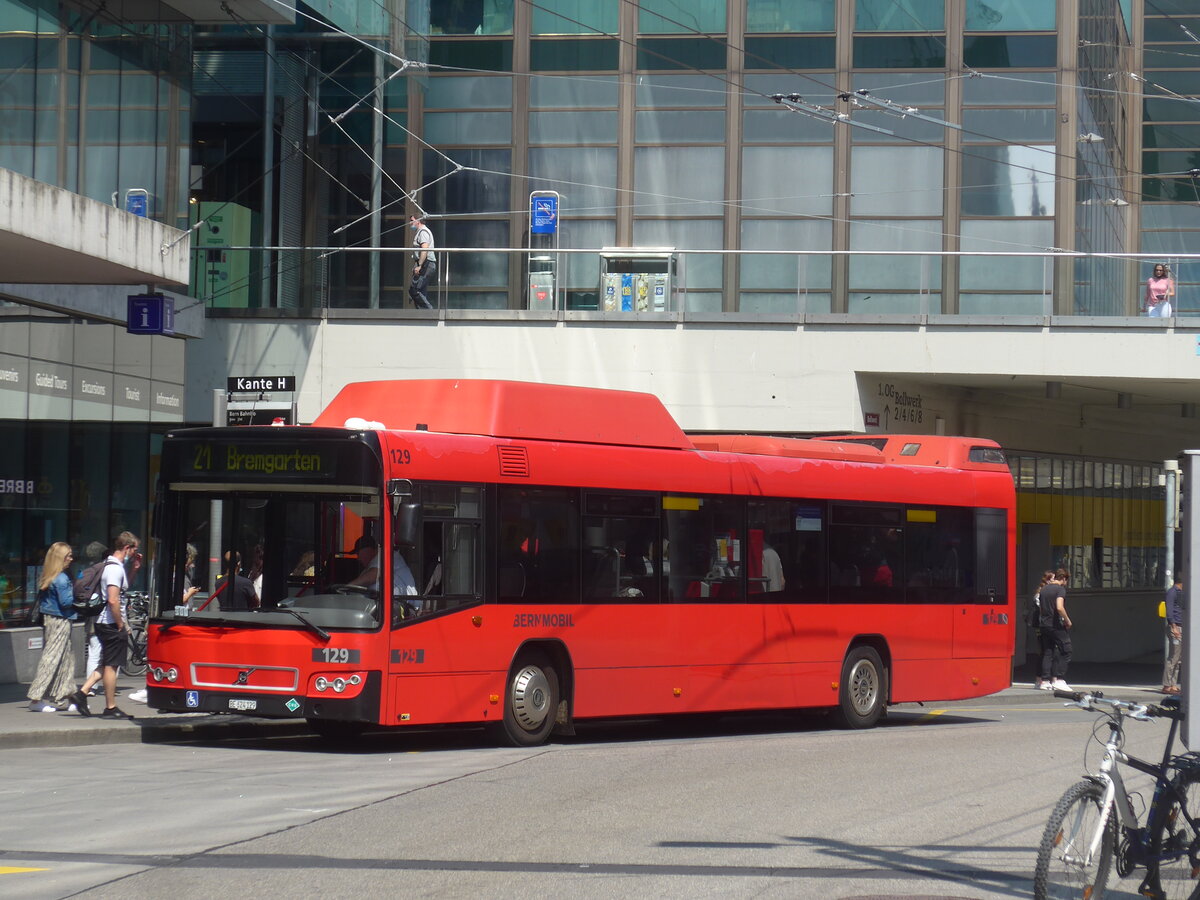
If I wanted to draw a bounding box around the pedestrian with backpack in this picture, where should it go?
[26,542,80,712]
[71,532,141,719]
[1038,568,1074,692]
[1031,570,1055,690]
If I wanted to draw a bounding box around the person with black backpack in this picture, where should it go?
[1038,569,1074,692]
[70,532,141,719]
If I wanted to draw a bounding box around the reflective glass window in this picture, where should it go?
[429,0,513,35]
[638,0,725,34]
[423,112,512,145]
[966,0,1056,30]
[532,0,618,34]
[556,219,616,294]
[852,36,945,68]
[429,41,513,71]
[636,74,728,107]
[963,108,1056,143]
[1142,123,1200,150]
[634,146,724,216]
[742,75,836,108]
[530,38,619,70]
[1145,17,1200,42]
[744,37,835,68]
[425,76,512,109]
[961,145,1055,216]
[632,219,723,290]
[855,0,944,31]
[421,149,511,214]
[637,38,727,70]
[962,35,1056,68]
[963,73,1056,105]
[743,146,834,216]
[529,110,618,144]
[528,147,617,215]
[850,110,946,143]
[636,109,725,143]
[531,75,618,108]
[960,219,1054,292]
[740,218,833,291]
[852,73,946,105]
[851,147,943,216]
[743,108,836,143]
[746,0,835,32]
[849,220,944,291]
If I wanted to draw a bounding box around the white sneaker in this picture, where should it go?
[1038,681,1053,690]
[1052,679,1073,691]
[127,689,148,703]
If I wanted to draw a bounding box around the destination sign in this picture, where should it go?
[166,436,379,486]
[227,375,296,393]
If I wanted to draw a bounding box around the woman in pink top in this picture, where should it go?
[1145,263,1175,317]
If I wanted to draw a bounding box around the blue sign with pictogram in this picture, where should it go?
[127,293,175,336]
[531,195,558,234]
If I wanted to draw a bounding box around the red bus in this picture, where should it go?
[146,379,1015,744]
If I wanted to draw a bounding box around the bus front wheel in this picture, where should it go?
[833,645,887,729]
[501,654,559,747]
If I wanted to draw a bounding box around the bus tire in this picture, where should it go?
[501,653,559,747]
[833,645,887,729]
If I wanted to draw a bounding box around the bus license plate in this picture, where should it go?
[229,698,257,712]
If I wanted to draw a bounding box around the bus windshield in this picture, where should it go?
[170,488,385,630]
[158,432,388,631]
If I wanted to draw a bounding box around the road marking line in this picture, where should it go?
[914,709,947,724]
[0,867,47,874]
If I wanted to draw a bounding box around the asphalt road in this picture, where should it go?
[0,691,1185,899]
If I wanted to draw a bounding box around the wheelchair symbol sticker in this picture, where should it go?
[185,690,199,708]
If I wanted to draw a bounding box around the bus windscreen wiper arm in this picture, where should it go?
[277,607,331,642]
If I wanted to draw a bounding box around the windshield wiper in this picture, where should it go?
[274,606,331,642]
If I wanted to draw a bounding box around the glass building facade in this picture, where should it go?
[0,0,190,625]
[0,0,192,229]
[185,0,1150,315]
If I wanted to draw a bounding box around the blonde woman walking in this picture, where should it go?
[27,542,79,712]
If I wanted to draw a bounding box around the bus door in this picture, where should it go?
[387,483,484,725]
[952,508,1011,658]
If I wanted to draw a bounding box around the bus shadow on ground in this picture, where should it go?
[164,705,992,754]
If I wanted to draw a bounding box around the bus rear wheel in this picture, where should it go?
[500,654,559,747]
[833,646,887,729]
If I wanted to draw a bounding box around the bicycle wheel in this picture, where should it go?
[1146,765,1200,900]
[121,627,147,678]
[1034,779,1115,900]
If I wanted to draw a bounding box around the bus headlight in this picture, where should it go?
[315,676,328,691]
[332,678,346,693]
[166,667,178,682]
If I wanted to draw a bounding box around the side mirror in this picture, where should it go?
[395,502,421,548]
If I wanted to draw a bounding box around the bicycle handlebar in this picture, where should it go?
[1055,689,1183,721]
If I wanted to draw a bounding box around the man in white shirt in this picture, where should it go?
[408,214,437,309]
[73,532,140,719]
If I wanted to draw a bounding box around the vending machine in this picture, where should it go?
[599,249,677,312]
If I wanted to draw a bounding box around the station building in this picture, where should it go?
[1,0,1197,670]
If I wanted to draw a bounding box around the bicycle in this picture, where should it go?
[121,592,150,678]
[1034,689,1200,900]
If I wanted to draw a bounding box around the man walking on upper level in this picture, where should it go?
[409,214,437,310]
